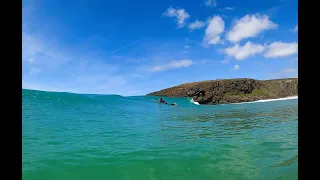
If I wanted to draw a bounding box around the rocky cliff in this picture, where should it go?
[147,78,298,105]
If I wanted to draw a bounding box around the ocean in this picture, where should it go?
[22,89,298,180]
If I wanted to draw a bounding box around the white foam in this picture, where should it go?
[190,98,200,105]
[253,96,298,102]
[232,96,298,105]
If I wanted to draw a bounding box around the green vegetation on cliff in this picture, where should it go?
[147,78,298,105]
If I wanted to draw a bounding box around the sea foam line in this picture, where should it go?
[232,96,298,105]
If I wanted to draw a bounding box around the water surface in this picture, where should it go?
[22,89,298,180]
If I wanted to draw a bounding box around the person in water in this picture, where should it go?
[158,97,177,106]
[158,97,167,104]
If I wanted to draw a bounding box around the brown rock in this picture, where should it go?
[147,78,298,105]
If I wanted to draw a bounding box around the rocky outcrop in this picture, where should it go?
[147,78,298,105]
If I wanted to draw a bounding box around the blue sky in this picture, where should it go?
[22,0,298,95]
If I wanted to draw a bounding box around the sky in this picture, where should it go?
[22,0,298,96]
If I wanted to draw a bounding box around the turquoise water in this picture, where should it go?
[22,89,298,180]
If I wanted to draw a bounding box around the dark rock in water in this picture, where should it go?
[147,78,298,105]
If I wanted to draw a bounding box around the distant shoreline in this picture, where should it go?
[148,78,298,105]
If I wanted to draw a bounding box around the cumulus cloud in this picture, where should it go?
[205,0,217,7]
[202,16,225,46]
[226,14,278,43]
[264,42,298,58]
[148,60,192,72]
[224,41,265,60]
[188,20,205,30]
[233,64,240,70]
[163,7,190,28]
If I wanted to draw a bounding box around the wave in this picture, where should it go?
[190,98,200,105]
[22,89,199,107]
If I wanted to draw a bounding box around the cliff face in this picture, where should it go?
[147,78,298,105]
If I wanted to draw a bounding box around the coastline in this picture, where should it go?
[148,78,298,105]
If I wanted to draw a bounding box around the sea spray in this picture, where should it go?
[190,98,200,105]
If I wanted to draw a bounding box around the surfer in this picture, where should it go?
[158,97,167,104]
[158,97,177,106]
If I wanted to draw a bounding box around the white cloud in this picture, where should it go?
[188,20,205,30]
[163,7,190,28]
[226,14,278,43]
[224,41,265,60]
[221,60,229,64]
[148,60,192,72]
[233,64,240,70]
[205,0,217,7]
[202,16,225,46]
[184,45,191,49]
[224,7,235,10]
[264,42,298,58]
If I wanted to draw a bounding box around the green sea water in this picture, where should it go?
[22,89,298,180]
